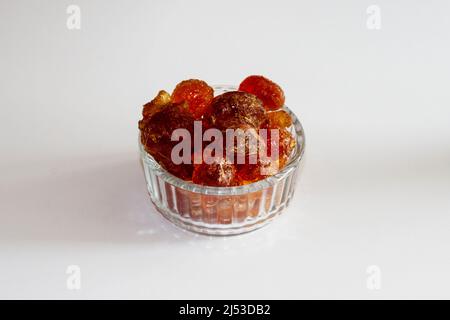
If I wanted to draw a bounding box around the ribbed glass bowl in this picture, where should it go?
[139,85,305,235]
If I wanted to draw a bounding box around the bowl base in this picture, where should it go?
[151,198,291,236]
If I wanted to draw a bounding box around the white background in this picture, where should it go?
[1,0,449,299]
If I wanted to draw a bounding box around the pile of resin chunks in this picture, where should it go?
[139,76,296,187]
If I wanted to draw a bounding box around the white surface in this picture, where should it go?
[1,0,449,299]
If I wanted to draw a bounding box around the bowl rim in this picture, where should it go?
[139,85,306,195]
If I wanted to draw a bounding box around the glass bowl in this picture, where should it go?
[139,85,305,235]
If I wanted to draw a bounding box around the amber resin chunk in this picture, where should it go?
[239,75,285,111]
[207,91,266,130]
[192,157,240,187]
[139,102,195,180]
[237,122,295,182]
[146,139,194,180]
[140,102,193,143]
[236,156,277,183]
[142,90,171,119]
[172,79,214,119]
[269,127,296,168]
[265,109,293,128]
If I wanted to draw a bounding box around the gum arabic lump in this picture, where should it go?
[142,90,172,119]
[239,75,285,111]
[207,91,266,130]
[172,79,214,119]
[265,110,293,128]
[139,101,195,180]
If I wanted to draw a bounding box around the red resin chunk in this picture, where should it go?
[172,79,214,119]
[239,75,285,111]
[207,91,266,130]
